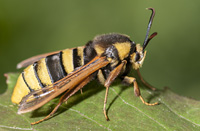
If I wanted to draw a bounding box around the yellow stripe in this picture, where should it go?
[97,69,105,85]
[77,46,84,66]
[113,42,131,60]
[94,45,105,56]
[62,49,74,73]
[11,74,30,104]
[37,58,52,86]
[23,65,42,90]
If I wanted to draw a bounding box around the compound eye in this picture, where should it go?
[135,52,140,61]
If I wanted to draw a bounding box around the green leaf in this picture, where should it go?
[1,72,200,130]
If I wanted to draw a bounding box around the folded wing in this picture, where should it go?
[18,56,109,114]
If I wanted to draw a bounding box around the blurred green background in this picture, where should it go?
[0,0,200,99]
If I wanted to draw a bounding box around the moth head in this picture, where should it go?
[130,44,146,70]
[130,8,157,70]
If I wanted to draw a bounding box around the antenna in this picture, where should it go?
[142,8,157,50]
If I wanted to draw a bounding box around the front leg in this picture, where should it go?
[122,76,158,106]
[103,60,127,121]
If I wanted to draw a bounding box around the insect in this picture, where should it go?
[11,8,158,125]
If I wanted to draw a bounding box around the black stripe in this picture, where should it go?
[101,67,110,80]
[73,48,81,68]
[83,40,97,65]
[129,42,136,56]
[83,47,87,65]
[22,72,33,92]
[59,51,67,76]
[33,62,45,88]
[45,53,66,83]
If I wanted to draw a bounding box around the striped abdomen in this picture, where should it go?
[11,47,87,104]
[11,35,131,104]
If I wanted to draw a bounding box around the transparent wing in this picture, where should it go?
[16,50,61,69]
[17,46,84,69]
[18,56,109,114]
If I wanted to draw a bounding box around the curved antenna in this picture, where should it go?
[142,8,156,50]
[143,32,157,50]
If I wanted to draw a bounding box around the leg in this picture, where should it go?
[31,100,62,125]
[80,89,83,94]
[137,69,156,91]
[123,76,158,106]
[104,86,110,121]
[104,60,127,121]
[31,75,94,125]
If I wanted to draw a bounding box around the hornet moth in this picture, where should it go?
[11,8,158,125]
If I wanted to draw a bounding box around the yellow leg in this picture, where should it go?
[137,69,156,91]
[80,89,83,94]
[123,76,158,106]
[31,102,62,125]
[103,60,127,121]
[103,86,110,121]
[31,75,94,125]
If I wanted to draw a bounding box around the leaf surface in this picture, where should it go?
[0,72,200,131]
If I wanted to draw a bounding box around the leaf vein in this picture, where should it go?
[0,125,33,130]
[69,108,112,131]
[0,103,8,108]
[110,88,167,130]
[161,100,200,127]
